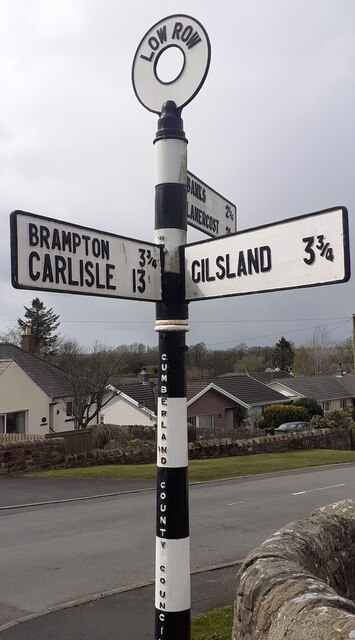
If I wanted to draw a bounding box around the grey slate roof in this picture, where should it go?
[271,375,352,401]
[0,344,72,399]
[187,374,289,408]
[335,374,355,398]
[118,383,156,414]
[245,371,294,385]
[0,360,12,376]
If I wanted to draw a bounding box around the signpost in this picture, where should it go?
[10,210,162,302]
[9,13,351,640]
[187,170,237,237]
[185,207,350,301]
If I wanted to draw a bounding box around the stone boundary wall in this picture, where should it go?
[0,438,66,475]
[188,427,352,460]
[233,500,355,640]
[0,428,352,474]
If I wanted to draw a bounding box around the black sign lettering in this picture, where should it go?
[191,246,273,284]
[29,251,40,281]
[55,256,67,284]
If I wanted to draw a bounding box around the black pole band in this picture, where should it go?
[156,466,189,538]
[158,331,187,397]
[155,184,187,228]
[156,272,188,321]
[155,609,191,640]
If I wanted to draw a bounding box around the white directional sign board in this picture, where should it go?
[187,171,237,238]
[184,207,350,301]
[11,211,162,301]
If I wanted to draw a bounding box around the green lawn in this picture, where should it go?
[192,606,233,640]
[23,449,355,481]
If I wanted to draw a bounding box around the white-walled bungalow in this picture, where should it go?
[99,383,157,426]
[0,344,73,435]
[268,375,355,413]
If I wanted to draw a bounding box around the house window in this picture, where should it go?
[66,401,73,417]
[0,411,26,434]
[322,401,330,412]
[189,414,214,429]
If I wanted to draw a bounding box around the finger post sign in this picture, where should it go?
[9,14,351,640]
[11,211,162,302]
[185,207,350,301]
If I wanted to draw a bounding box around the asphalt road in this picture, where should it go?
[1,464,355,637]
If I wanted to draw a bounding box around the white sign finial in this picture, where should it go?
[132,14,211,114]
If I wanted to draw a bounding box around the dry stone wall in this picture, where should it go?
[234,500,355,640]
[188,427,352,459]
[0,438,66,475]
[0,427,352,474]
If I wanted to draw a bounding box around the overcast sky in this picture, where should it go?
[0,0,354,351]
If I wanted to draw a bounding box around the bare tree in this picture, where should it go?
[334,337,353,373]
[0,325,22,345]
[58,340,127,428]
[293,346,313,377]
[307,326,330,376]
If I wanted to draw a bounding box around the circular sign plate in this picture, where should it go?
[132,14,211,114]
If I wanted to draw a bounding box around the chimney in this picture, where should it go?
[139,367,149,385]
[336,362,344,377]
[21,324,35,354]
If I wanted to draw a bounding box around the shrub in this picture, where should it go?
[310,410,353,430]
[92,424,131,449]
[187,422,198,443]
[293,397,323,419]
[262,404,308,429]
[351,407,355,422]
[129,438,143,447]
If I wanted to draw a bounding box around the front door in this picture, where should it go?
[225,408,234,429]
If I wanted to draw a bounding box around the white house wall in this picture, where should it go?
[268,381,350,413]
[0,361,72,434]
[101,394,156,426]
[268,381,300,398]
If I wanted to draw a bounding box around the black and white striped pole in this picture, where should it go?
[154,100,190,638]
[132,15,210,640]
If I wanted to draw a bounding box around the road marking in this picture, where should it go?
[228,501,245,506]
[292,483,346,496]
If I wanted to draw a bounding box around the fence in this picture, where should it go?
[46,428,93,455]
[0,433,43,443]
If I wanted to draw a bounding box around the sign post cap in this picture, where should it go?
[132,14,211,114]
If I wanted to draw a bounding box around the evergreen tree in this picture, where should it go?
[272,336,295,372]
[18,298,60,356]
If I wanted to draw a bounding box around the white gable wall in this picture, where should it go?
[101,394,156,426]
[0,361,72,434]
[268,381,349,413]
[267,381,301,398]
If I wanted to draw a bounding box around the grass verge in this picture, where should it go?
[22,449,355,481]
[191,606,233,639]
